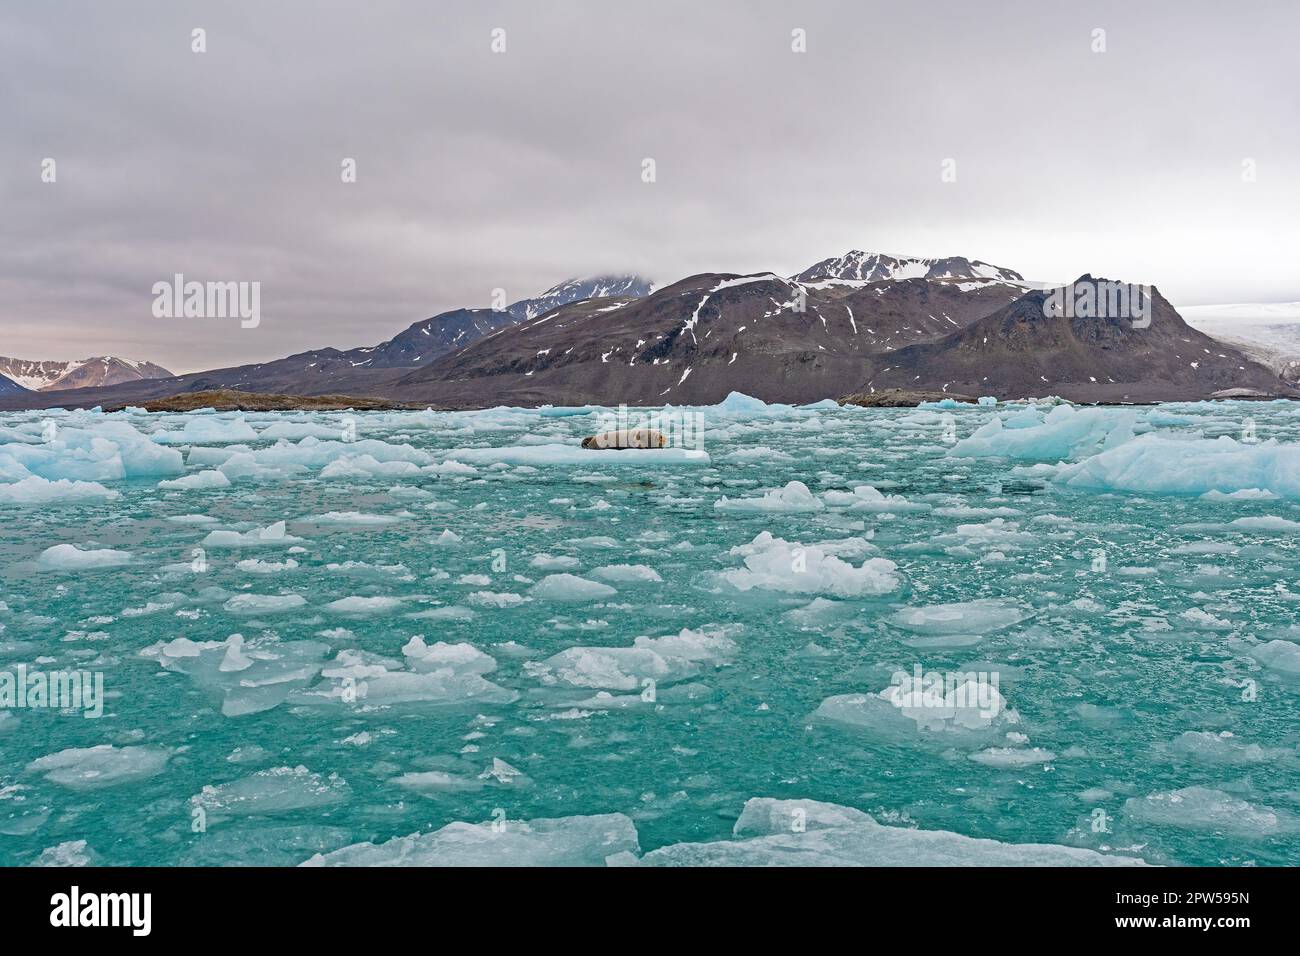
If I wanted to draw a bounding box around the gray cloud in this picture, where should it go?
[3,0,1298,372]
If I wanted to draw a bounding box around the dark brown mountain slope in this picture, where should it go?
[860,277,1293,402]
[386,272,1024,406]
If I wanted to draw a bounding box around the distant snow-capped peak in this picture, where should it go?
[793,251,1024,285]
[0,355,172,391]
[510,274,654,320]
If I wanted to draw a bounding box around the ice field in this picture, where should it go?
[1,393,1299,866]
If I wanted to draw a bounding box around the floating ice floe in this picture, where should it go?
[465,591,527,608]
[390,770,486,794]
[923,517,1042,556]
[158,469,231,490]
[324,596,404,615]
[191,766,349,820]
[705,391,805,419]
[889,599,1031,645]
[256,421,350,441]
[444,444,709,467]
[302,812,639,866]
[530,553,579,571]
[719,531,899,598]
[303,511,404,526]
[235,557,299,574]
[319,455,422,480]
[31,840,99,867]
[527,625,739,692]
[530,574,617,602]
[813,672,1017,745]
[141,633,329,717]
[289,640,517,711]
[1228,515,1300,532]
[406,605,476,622]
[1168,731,1294,765]
[783,597,855,627]
[0,420,184,482]
[198,436,433,482]
[1250,640,1300,680]
[26,744,170,790]
[224,593,307,615]
[202,520,305,548]
[425,460,478,477]
[728,445,795,463]
[36,544,131,570]
[1123,786,1300,837]
[153,416,259,445]
[636,798,1145,866]
[821,485,930,513]
[0,476,120,505]
[715,480,824,513]
[1048,434,1300,498]
[1201,488,1278,501]
[401,636,496,675]
[590,564,663,583]
[949,405,1136,461]
[968,746,1057,767]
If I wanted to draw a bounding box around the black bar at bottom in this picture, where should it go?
[0,865,1277,941]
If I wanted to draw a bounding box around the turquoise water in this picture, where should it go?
[1,398,1298,866]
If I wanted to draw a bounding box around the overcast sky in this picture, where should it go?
[4,0,1298,373]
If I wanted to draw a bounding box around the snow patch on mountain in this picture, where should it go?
[793,251,1024,286]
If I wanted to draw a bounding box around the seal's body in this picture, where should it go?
[581,428,668,450]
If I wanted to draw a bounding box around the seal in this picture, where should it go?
[580,428,668,449]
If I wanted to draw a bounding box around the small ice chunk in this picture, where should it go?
[158,469,231,490]
[530,574,617,601]
[223,593,307,615]
[1124,786,1300,837]
[36,544,131,570]
[0,476,120,504]
[191,766,349,819]
[715,480,825,513]
[27,744,170,790]
[591,564,663,583]
[720,532,899,598]
[324,596,404,615]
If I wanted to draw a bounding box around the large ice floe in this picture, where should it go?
[301,797,1145,866]
[636,798,1147,866]
[191,766,349,821]
[949,405,1136,461]
[1123,787,1300,837]
[141,634,330,717]
[525,625,740,693]
[1047,434,1300,498]
[287,639,519,711]
[26,745,171,790]
[303,813,640,866]
[813,670,1019,748]
[887,599,1031,647]
[4,394,1300,866]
